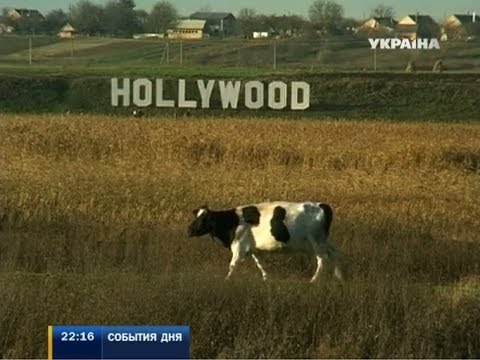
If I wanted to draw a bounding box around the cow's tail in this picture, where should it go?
[319,203,333,236]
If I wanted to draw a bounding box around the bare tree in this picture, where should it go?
[135,9,149,32]
[44,9,69,34]
[238,7,257,19]
[69,0,105,35]
[104,0,140,37]
[146,1,178,34]
[237,8,258,38]
[198,4,212,12]
[308,0,344,34]
[370,4,395,18]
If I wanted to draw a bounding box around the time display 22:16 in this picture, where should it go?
[50,325,190,359]
[51,325,103,360]
[61,331,95,341]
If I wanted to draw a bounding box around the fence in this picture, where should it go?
[1,35,480,72]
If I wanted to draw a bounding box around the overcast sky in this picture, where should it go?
[1,0,479,21]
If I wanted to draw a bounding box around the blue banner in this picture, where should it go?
[50,325,190,359]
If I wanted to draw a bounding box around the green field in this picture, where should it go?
[1,34,480,73]
[1,114,479,358]
[1,35,479,122]
[1,71,479,122]
[1,33,479,358]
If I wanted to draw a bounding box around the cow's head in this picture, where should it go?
[188,205,214,237]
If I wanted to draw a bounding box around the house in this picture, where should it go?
[133,33,164,39]
[0,23,14,34]
[356,17,397,36]
[252,27,276,39]
[58,23,76,39]
[167,20,208,40]
[8,8,45,21]
[441,13,480,41]
[189,12,236,37]
[395,14,439,40]
[253,31,271,39]
[7,8,44,33]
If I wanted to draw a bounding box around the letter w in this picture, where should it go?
[219,81,241,109]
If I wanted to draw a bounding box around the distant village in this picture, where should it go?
[0,2,479,43]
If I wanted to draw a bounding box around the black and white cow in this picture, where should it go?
[187,201,343,282]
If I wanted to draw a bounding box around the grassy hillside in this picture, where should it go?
[0,73,478,121]
[1,114,480,358]
[0,35,59,56]
[1,35,480,72]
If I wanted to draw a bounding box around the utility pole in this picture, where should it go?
[29,36,32,65]
[180,40,183,65]
[273,39,277,70]
[166,40,170,64]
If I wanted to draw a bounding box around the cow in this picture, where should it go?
[187,201,344,282]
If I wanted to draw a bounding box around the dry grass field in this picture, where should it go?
[1,114,480,358]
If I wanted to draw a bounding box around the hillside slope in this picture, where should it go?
[1,35,480,71]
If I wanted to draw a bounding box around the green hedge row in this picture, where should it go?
[0,74,479,121]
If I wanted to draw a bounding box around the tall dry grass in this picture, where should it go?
[0,114,479,358]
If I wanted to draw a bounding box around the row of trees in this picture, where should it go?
[0,0,178,36]
[233,2,393,38]
[0,0,394,38]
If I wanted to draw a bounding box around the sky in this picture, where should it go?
[0,0,479,21]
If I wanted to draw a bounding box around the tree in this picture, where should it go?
[44,9,68,34]
[340,17,361,34]
[104,0,140,37]
[146,1,178,34]
[69,0,105,35]
[238,8,257,20]
[253,14,307,37]
[237,8,258,38]
[273,14,309,37]
[135,9,149,32]
[198,5,212,12]
[308,0,344,34]
[370,4,395,18]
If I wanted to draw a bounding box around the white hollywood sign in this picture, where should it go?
[111,78,310,110]
[368,38,440,50]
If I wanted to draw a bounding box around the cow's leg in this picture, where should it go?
[225,234,249,280]
[311,255,324,282]
[327,243,344,281]
[225,242,241,280]
[309,235,328,282]
[251,254,268,281]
